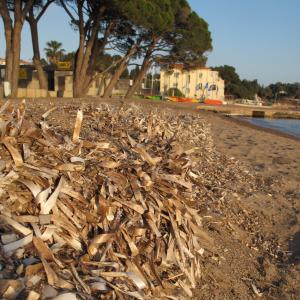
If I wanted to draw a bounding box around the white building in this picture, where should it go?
[160,64,225,101]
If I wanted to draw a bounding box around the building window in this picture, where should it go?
[173,83,178,88]
[174,72,180,78]
[196,83,202,90]
[199,73,203,79]
[187,75,191,84]
[0,69,5,83]
[209,84,217,91]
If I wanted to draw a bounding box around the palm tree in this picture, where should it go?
[44,40,65,64]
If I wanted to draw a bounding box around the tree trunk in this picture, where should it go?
[74,24,113,97]
[78,39,101,97]
[73,28,99,98]
[102,62,127,98]
[125,42,156,99]
[61,2,108,98]
[75,14,101,96]
[73,6,110,98]
[73,38,85,97]
[4,27,13,83]
[81,74,94,97]
[0,0,34,97]
[10,23,22,98]
[28,14,48,92]
[125,58,152,99]
[73,3,85,97]
[102,47,136,98]
[0,3,13,87]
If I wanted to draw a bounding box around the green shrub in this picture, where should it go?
[166,88,184,97]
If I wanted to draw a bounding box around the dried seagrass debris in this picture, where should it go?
[0,100,272,299]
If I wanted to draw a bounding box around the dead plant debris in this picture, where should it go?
[0,100,287,299]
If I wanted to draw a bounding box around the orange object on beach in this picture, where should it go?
[168,97,198,103]
[204,99,223,105]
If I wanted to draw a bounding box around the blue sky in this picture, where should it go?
[0,0,299,85]
[191,0,300,85]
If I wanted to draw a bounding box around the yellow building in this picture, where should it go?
[160,65,225,101]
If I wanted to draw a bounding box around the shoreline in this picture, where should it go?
[3,97,300,117]
[201,107,300,265]
[197,103,300,119]
[222,114,300,141]
[3,97,300,140]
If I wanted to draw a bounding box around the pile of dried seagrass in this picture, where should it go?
[0,100,250,299]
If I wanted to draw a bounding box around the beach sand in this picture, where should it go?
[1,98,299,299]
[195,111,300,299]
[204,112,300,250]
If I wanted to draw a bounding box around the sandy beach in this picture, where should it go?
[203,111,300,245]
[168,101,300,298]
[202,112,300,299]
[1,98,299,299]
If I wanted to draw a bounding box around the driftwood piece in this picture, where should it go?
[72,109,83,142]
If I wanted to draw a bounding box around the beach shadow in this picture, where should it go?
[289,231,300,264]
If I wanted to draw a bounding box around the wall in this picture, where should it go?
[112,79,130,97]
[13,70,108,98]
[160,68,225,101]
[17,69,48,98]
[55,71,73,97]
[1,67,128,98]
[87,75,108,97]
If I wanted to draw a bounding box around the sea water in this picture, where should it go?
[245,118,300,138]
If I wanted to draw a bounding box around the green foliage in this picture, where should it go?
[213,65,260,99]
[114,0,212,70]
[44,40,65,63]
[260,86,273,99]
[295,87,300,99]
[213,65,240,84]
[61,51,75,63]
[155,1,212,72]
[41,49,75,66]
[268,82,300,100]
[166,88,184,97]
[95,53,122,72]
[40,58,48,66]
[129,66,140,79]
[120,68,129,79]
[115,0,175,34]
[213,65,300,101]
[171,11,212,67]
[32,0,51,10]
